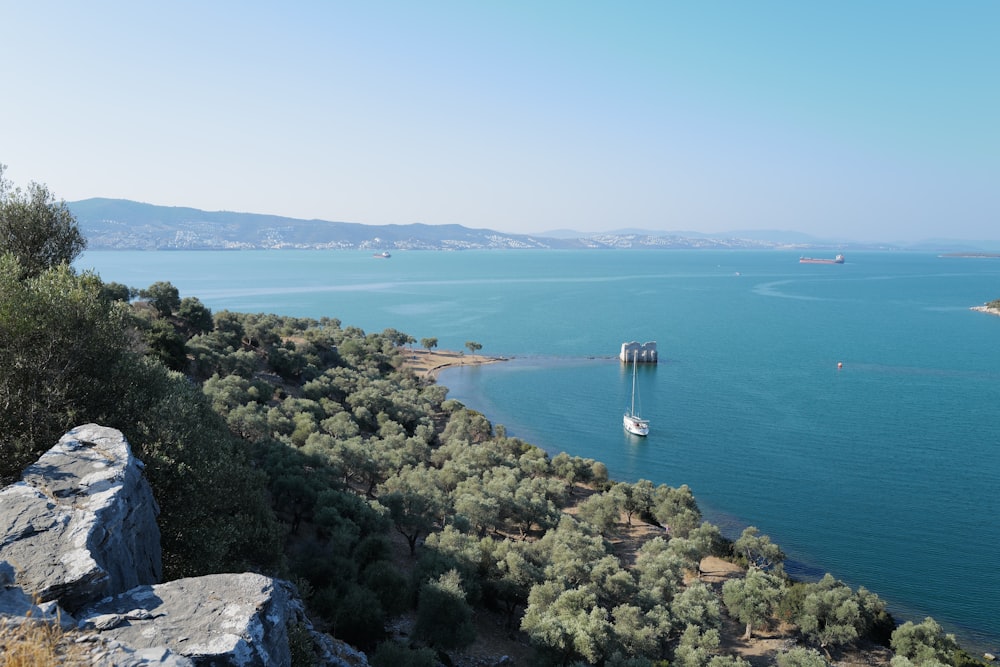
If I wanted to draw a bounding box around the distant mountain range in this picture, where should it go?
[69,198,998,252]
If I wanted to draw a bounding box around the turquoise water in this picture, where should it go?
[78,249,1000,653]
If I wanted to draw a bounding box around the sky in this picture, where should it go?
[1,1,998,242]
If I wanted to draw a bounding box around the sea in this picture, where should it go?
[77,248,1000,654]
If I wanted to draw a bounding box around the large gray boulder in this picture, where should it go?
[0,425,367,666]
[78,573,367,667]
[0,424,162,611]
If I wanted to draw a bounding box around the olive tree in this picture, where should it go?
[890,617,959,667]
[611,479,655,528]
[177,296,214,334]
[378,464,447,555]
[776,647,830,667]
[413,570,476,650]
[721,567,785,640]
[733,526,785,573]
[795,574,863,657]
[0,165,86,279]
[140,281,181,317]
[521,582,613,665]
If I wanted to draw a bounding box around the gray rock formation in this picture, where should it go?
[77,573,369,666]
[0,424,368,667]
[0,424,162,611]
[78,573,296,665]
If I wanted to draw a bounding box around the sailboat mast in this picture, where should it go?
[631,350,638,415]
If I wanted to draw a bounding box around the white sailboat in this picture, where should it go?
[623,350,649,436]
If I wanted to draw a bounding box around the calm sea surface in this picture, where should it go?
[78,249,1000,653]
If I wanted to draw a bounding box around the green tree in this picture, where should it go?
[632,537,687,609]
[534,515,610,589]
[795,574,862,658]
[0,258,132,479]
[361,560,411,617]
[379,464,446,555]
[482,537,543,628]
[733,526,785,573]
[464,340,482,355]
[611,479,655,528]
[610,602,671,659]
[672,581,722,632]
[414,570,476,650]
[100,281,135,303]
[420,336,438,352]
[521,582,613,665]
[577,491,621,535]
[721,568,785,640]
[0,165,86,279]
[652,484,702,537]
[856,586,895,645]
[776,647,830,667]
[126,365,285,577]
[672,624,722,667]
[177,296,214,335]
[890,617,959,667]
[142,317,188,371]
[330,583,386,649]
[139,281,181,317]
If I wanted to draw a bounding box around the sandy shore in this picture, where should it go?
[971,305,1000,317]
[400,348,505,379]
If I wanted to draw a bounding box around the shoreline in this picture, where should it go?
[971,305,1000,317]
[400,348,507,379]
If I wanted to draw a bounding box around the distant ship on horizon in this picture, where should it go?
[799,254,844,264]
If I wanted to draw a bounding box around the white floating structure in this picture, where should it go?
[620,341,657,364]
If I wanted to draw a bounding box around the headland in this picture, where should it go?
[401,348,506,379]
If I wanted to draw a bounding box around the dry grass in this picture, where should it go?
[0,615,87,667]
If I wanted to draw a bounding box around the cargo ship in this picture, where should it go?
[799,254,844,264]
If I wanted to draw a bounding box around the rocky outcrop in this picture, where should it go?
[0,424,161,612]
[0,425,368,667]
[76,573,336,666]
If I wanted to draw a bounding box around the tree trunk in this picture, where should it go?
[742,621,753,641]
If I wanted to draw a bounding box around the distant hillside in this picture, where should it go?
[69,198,942,252]
[70,198,582,250]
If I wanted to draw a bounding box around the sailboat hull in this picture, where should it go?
[623,414,649,436]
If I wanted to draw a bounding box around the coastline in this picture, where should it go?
[400,348,506,379]
[971,305,1000,317]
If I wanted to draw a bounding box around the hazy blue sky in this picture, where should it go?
[2,2,997,241]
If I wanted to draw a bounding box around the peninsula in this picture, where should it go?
[972,299,1000,317]
[401,348,504,379]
